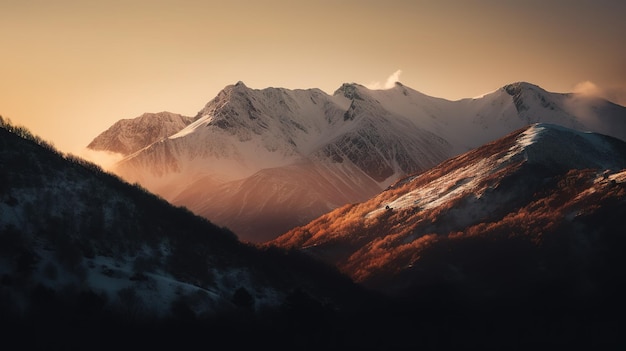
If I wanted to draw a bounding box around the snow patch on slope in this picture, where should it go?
[367,157,494,218]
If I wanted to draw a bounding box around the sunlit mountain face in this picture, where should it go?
[87,81,626,243]
[268,124,626,309]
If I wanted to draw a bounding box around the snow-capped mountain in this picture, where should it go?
[268,123,626,300]
[88,81,626,242]
[87,111,193,155]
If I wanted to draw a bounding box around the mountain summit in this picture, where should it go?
[87,81,626,242]
[87,111,193,155]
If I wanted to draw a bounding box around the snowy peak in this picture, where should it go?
[503,81,561,113]
[381,123,626,219]
[333,82,368,100]
[503,81,546,96]
[514,123,626,170]
[88,80,626,243]
[87,111,192,155]
[181,81,348,153]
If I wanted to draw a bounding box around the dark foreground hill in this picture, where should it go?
[0,118,374,349]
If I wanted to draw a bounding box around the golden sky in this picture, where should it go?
[2,0,625,155]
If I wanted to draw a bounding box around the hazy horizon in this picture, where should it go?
[2,0,625,154]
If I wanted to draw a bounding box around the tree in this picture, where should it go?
[231,287,254,311]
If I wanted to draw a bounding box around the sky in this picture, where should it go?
[2,0,626,155]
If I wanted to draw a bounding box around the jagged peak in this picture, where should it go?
[502,81,546,96]
[200,81,255,112]
[333,82,369,100]
[136,111,190,121]
[217,81,251,95]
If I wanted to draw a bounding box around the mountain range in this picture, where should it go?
[3,92,626,348]
[87,81,626,243]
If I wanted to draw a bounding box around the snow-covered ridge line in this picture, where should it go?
[366,122,626,219]
[87,81,626,242]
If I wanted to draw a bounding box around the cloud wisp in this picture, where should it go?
[573,80,602,97]
[367,70,403,90]
[572,80,626,107]
[77,148,124,172]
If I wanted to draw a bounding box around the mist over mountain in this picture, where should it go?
[88,81,626,243]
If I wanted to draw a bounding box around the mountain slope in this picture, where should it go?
[268,123,626,303]
[0,118,376,348]
[88,81,626,243]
